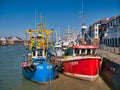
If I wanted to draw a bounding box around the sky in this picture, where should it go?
[0,0,120,39]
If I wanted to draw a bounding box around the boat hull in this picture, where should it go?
[22,62,58,83]
[64,72,98,81]
[62,56,101,81]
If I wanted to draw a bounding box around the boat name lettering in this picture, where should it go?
[37,66,43,69]
[47,66,52,69]
[71,61,78,65]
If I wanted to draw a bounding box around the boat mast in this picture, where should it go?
[35,8,37,29]
[55,30,58,42]
[81,0,87,45]
[25,14,53,50]
[81,0,84,25]
[58,26,61,41]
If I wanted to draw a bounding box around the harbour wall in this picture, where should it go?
[98,49,120,90]
[99,44,120,54]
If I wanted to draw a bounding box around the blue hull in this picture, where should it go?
[22,62,58,83]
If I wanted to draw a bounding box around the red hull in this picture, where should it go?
[62,57,101,81]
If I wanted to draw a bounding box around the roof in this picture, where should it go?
[54,45,62,48]
[96,18,109,24]
[0,37,7,41]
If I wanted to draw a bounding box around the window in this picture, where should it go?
[81,49,86,54]
[96,33,98,38]
[75,49,79,54]
[119,38,120,46]
[33,51,36,56]
[38,50,43,56]
[96,29,97,32]
[119,19,120,25]
[110,39,112,46]
[112,38,114,46]
[108,39,110,46]
[115,38,117,47]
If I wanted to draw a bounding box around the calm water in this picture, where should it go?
[0,46,110,90]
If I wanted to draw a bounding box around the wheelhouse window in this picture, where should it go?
[87,49,91,55]
[81,49,86,54]
[65,48,73,56]
[92,49,97,55]
[37,49,43,57]
[119,38,120,46]
[33,50,36,56]
[75,49,79,54]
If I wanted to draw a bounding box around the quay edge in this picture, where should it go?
[98,49,120,90]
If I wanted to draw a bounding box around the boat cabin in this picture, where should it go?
[54,45,63,56]
[73,45,98,56]
[32,48,45,59]
[64,45,98,56]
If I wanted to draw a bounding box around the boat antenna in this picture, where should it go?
[35,8,37,29]
[80,0,84,25]
[80,0,87,44]
[55,30,58,42]
[40,12,43,24]
[82,0,83,14]
[45,20,47,27]
[58,26,61,41]
[25,32,28,40]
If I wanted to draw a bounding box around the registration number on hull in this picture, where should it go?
[37,65,52,69]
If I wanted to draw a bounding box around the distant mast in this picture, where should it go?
[35,9,37,29]
[55,30,58,42]
[55,27,61,42]
[58,26,61,41]
[81,0,87,44]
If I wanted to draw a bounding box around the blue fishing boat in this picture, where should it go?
[22,19,58,83]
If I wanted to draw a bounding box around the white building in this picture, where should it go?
[103,15,120,47]
[88,23,100,45]
[89,23,100,39]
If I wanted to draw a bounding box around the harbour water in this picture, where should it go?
[0,46,110,90]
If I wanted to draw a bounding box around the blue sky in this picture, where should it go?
[0,0,120,39]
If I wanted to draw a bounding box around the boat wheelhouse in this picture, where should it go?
[56,44,101,81]
[22,18,58,83]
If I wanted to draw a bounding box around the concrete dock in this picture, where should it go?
[98,49,120,90]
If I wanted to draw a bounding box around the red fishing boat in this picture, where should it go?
[55,23,101,81]
[60,44,101,81]
[54,0,101,81]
